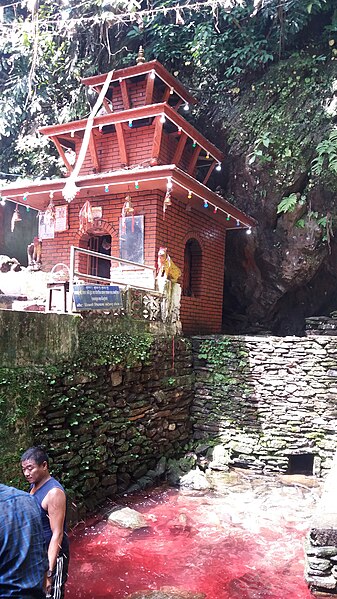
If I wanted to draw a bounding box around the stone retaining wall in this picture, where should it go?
[4,315,337,519]
[192,335,337,476]
[0,310,194,517]
[34,334,193,516]
[305,452,337,593]
[306,316,337,336]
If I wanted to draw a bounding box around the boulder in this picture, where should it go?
[167,513,192,535]
[107,506,148,530]
[208,444,230,471]
[179,468,210,491]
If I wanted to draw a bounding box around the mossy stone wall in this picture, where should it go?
[4,312,337,519]
[0,311,193,515]
[0,310,79,366]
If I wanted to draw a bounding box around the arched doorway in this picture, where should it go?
[77,218,116,282]
[87,234,111,280]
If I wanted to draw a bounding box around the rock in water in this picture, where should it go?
[127,588,206,599]
[168,512,192,535]
[179,468,210,491]
[107,506,148,530]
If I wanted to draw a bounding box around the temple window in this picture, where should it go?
[183,238,202,297]
[119,215,144,264]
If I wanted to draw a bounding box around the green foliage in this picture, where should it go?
[277,193,302,214]
[312,129,337,176]
[0,366,54,487]
[248,132,274,165]
[79,331,153,367]
[317,215,328,227]
[198,337,249,388]
[307,0,328,13]
[0,367,52,425]
[198,337,235,366]
[316,212,334,243]
[130,0,335,95]
[293,210,333,243]
[233,47,336,204]
[0,0,130,177]
[0,0,335,176]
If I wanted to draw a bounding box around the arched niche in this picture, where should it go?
[183,237,202,297]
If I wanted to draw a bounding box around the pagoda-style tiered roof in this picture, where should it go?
[0,54,256,231]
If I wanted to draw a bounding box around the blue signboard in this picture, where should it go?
[73,285,123,311]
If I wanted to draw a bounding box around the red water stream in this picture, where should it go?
[65,478,318,599]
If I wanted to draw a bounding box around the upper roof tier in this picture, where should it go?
[38,58,224,181]
[81,59,197,111]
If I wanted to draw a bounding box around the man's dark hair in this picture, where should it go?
[21,446,49,467]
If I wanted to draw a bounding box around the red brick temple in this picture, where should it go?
[0,50,256,334]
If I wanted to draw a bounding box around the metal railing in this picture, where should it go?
[68,246,165,320]
[70,245,157,289]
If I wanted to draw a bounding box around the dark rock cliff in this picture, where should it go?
[198,52,337,335]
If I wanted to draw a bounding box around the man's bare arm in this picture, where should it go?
[46,487,66,572]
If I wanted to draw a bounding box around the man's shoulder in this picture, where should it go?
[47,477,66,493]
[0,483,31,501]
[0,484,41,521]
[44,478,67,502]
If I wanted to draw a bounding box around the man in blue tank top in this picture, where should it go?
[0,483,49,598]
[21,447,69,599]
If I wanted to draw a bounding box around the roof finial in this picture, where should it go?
[136,46,146,65]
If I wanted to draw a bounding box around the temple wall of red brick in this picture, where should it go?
[156,195,226,335]
[41,190,159,272]
[41,189,225,334]
[106,78,169,111]
[0,63,237,335]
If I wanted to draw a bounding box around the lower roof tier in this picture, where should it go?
[0,164,256,230]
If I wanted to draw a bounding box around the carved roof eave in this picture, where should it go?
[81,60,197,106]
[0,165,257,230]
[39,102,224,163]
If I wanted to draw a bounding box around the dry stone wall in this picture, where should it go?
[305,452,337,593]
[192,335,337,476]
[0,311,194,517]
[3,309,337,520]
[32,335,194,516]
